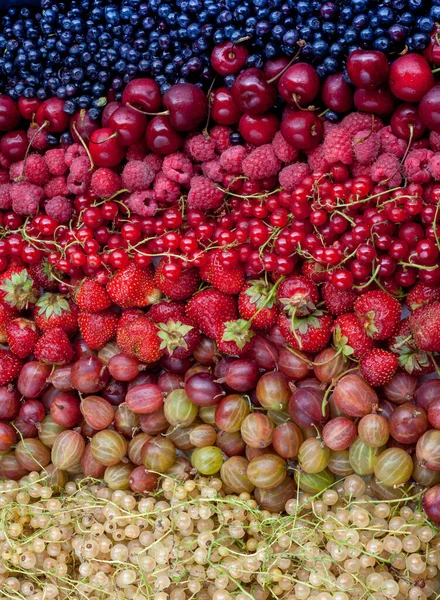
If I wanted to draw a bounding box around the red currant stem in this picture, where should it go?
[321,366,359,416]
[398,261,438,271]
[17,120,49,182]
[95,189,129,204]
[216,185,282,200]
[432,67,440,73]
[331,209,356,227]
[266,41,305,85]
[353,263,381,290]
[72,122,95,172]
[126,104,169,117]
[335,186,402,209]
[258,226,282,257]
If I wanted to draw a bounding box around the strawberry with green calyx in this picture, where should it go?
[200,249,245,295]
[277,275,319,319]
[0,266,38,310]
[107,262,161,308]
[0,349,22,385]
[6,318,40,358]
[354,290,401,340]
[218,319,255,356]
[389,318,435,376]
[116,310,164,364]
[186,288,237,339]
[157,316,200,359]
[29,258,61,292]
[409,301,440,353]
[406,281,440,311]
[278,310,333,353]
[34,293,79,336]
[360,348,398,387]
[154,258,200,301]
[332,313,375,359]
[75,278,112,313]
[78,310,119,350]
[34,328,74,365]
[0,303,18,344]
[238,279,279,330]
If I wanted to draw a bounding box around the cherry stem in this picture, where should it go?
[90,131,118,145]
[72,122,95,172]
[266,42,305,85]
[126,103,169,117]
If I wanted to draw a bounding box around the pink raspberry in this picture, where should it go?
[44,176,69,198]
[219,145,247,174]
[201,159,225,183]
[91,168,122,198]
[144,153,163,173]
[271,131,299,163]
[44,149,68,176]
[323,121,339,135]
[153,172,181,205]
[323,127,353,164]
[162,153,193,186]
[351,162,372,178]
[341,112,384,136]
[353,130,379,165]
[27,125,49,150]
[403,149,434,184]
[242,145,281,180]
[125,190,158,217]
[371,153,401,188]
[121,161,155,192]
[430,131,440,152]
[9,161,24,180]
[379,126,406,158]
[187,176,225,210]
[0,169,9,184]
[209,126,232,153]
[278,162,311,192]
[10,182,43,215]
[65,143,86,166]
[45,196,72,223]
[307,144,330,173]
[126,140,147,161]
[0,184,11,210]
[429,154,440,181]
[186,134,216,162]
[67,156,92,194]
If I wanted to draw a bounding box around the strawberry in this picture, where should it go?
[409,302,440,352]
[186,288,237,339]
[278,310,333,353]
[406,281,440,311]
[360,349,398,387]
[218,319,255,356]
[0,349,22,385]
[199,249,245,295]
[0,265,38,310]
[238,279,278,330]
[75,278,112,313]
[354,290,401,340]
[78,310,119,350]
[154,259,200,300]
[0,303,18,344]
[117,310,163,363]
[29,258,60,291]
[157,316,200,359]
[34,328,74,365]
[6,318,40,358]
[301,260,327,283]
[148,300,186,323]
[107,263,161,308]
[389,318,435,376]
[333,313,375,359]
[277,275,319,318]
[34,293,79,336]
[321,282,357,316]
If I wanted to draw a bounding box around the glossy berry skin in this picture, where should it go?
[419,85,440,132]
[121,78,161,113]
[0,130,27,161]
[280,111,323,150]
[145,115,183,154]
[231,68,277,115]
[238,113,279,146]
[389,54,434,103]
[211,42,249,75]
[0,95,20,131]
[70,110,99,142]
[108,107,147,146]
[36,98,69,132]
[278,63,320,107]
[346,50,389,90]
[18,97,40,121]
[162,83,208,132]
[321,74,353,113]
[89,128,126,168]
[211,88,242,125]
[390,104,426,140]
[353,86,396,116]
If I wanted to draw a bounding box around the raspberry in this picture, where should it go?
[144,153,163,173]
[9,161,24,180]
[67,156,92,194]
[242,145,281,180]
[186,134,216,162]
[121,160,155,192]
[371,153,402,188]
[187,176,225,210]
[44,195,72,223]
[162,153,193,186]
[126,140,147,161]
[323,127,353,164]
[430,131,440,152]
[44,176,69,198]
[201,158,225,183]
[341,112,384,136]
[351,162,372,178]
[429,154,440,181]
[323,121,339,135]
[125,190,158,217]
[306,144,330,172]
[379,126,406,158]
[271,131,299,163]
[91,168,122,198]
[209,125,232,153]
[403,149,434,184]
[278,162,311,191]
[353,129,379,165]
[44,149,68,176]
[153,172,181,205]
[219,145,247,173]
[10,182,43,215]
[65,143,86,166]
[0,184,11,210]
[27,125,49,150]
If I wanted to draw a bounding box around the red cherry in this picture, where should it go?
[424,26,440,66]
[108,106,147,146]
[145,115,183,154]
[0,130,27,161]
[280,111,323,150]
[238,112,279,146]
[0,95,20,131]
[263,57,289,80]
[70,109,100,142]
[231,68,277,115]
[321,73,353,113]
[390,104,426,140]
[121,78,162,113]
[88,128,126,167]
[353,85,396,116]
[278,63,320,107]
[162,83,208,131]
[211,88,242,125]
[36,98,69,132]
[419,85,440,132]
[17,97,40,120]
[211,41,249,75]
[102,101,122,127]
[346,50,389,90]
[389,54,434,102]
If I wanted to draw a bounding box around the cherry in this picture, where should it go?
[278,63,320,107]
[321,73,353,113]
[0,95,20,131]
[424,26,440,66]
[70,109,100,142]
[17,97,40,120]
[263,57,290,80]
[162,83,208,131]
[88,127,126,168]
[419,85,440,132]
[102,101,122,127]
[346,50,389,90]
[145,115,183,154]
[211,88,242,125]
[280,111,323,150]
[353,86,396,116]
[36,98,69,132]
[389,54,434,103]
[231,68,277,115]
[238,113,279,146]
[211,41,249,75]
[0,130,27,161]
[390,104,426,140]
[121,78,162,113]
[108,106,147,146]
